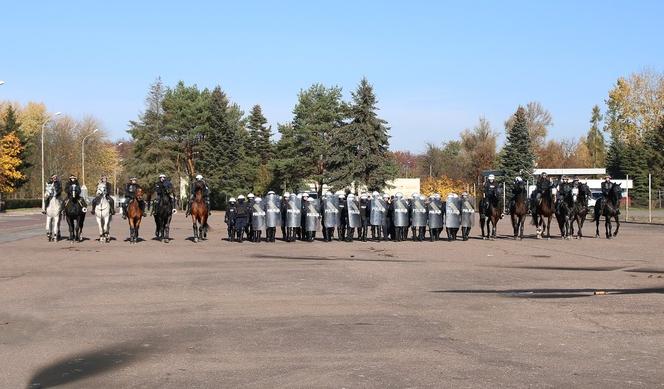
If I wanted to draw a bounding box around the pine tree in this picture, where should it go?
[271,123,303,191]
[126,77,177,188]
[246,105,272,164]
[327,78,395,191]
[585,105,606,168]
[498,106,535,190]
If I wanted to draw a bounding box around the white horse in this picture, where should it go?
[95,183,112,243]
[44,183,62,242]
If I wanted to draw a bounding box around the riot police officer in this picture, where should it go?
[224,197,237,242]
[233,195,250,242]
[337,193,347,242]
[359,193,370,242]
[64,174,87,209]
[122,177,145,219]
[187,174,210,216]
[152,174,176,215]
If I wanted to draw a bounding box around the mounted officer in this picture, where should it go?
[91,175,115,215]
[64,174,87,209]
[187,174,210,216]
[152,174,176,216]
[122,177,145,219]
[599,174,619,214]
[556,175,573,213]
[483,174,499,214]
[507,176,524,214]
[531,172,552,211]
[43,174,62,214]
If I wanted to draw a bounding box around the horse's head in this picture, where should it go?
[136,188,144,200]
[611,183,623,202]
[96,183,107,196]
[69,184,79,199]
[45,183,54,197]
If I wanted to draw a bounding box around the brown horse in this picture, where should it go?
[509,181,528,240]
[533,185,555,239]
[127,188,144,243]
[190,188,208,243]
[480,185,501,240]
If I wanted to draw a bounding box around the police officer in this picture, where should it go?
[508,176,524,214]
[246,193,255,239]
[265,191,279,243]
[152,174,176,215]
[382,193,392,241]
[337,193,347,242]
[91,175,115,215]
[251,196,264,242]
[122,177,145,219]
[64,174,87,209]
[280,191,290,241]
[531,172,552,211]
[43,174,62,214]
[224,197,237,242]
[556,175,572,213]
[233,194,250,242]
[359,193,370,242]
[187,174,210,216]
[483,174,498,215]
[600,175,619,214]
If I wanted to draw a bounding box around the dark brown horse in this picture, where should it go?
[190,187,208,243]
[480,185,501,240]
[509,181,528,240]
[594,182,622,239]
[127,188,144,243]
[533,185,555,239]
[571,183,591,239]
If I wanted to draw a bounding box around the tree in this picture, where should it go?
[1,105,29,189]
[391,150,419,178]
[126,77,177,186]
[585,105,606,168]
[420,176,467,198]
[246,105,272,164]
[418,141,465,181]
[498,107,535,188]
[0,132,25,193]
[460,117,497,183]
[327,78,395,191]
[505,101,552,156]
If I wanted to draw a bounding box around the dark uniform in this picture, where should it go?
[359,196,369,242]
[338,195,347,242]
[556,178,573,213]
[280,195,289,241]
[44,175,62,210]
[483,179,499,214]
[225,199,237,241]
[531,174,552,210]
[187,178,210,216]
[233,197,251,242]
[64,176,87,208]
[152,177,175,215]
[122,180,145,218]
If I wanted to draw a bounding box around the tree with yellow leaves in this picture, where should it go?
[0,132,25,193]
[420,176,468,198]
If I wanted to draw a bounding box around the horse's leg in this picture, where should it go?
[614,215,620,237]
[545,216,551,240]
[605,218,611,239]
[193,222,199,243]
[511,214,517,238]
[46,215,52,240]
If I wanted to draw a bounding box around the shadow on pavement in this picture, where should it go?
[252,254,420,263]
[431,287,664,298]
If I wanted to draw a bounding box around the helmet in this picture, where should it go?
[229,197,236,203]
[411,192,419,198]
[360,194,368,199]
[573,176,579,181]
[488,174,495,180]
[237,194,245,200]
[50,174,58,179]
[69,174,77,180]
[605,175,611,179]
[395,192,403,198]
[130,177,137,181]
[255,197,262,203]
[433,193,441,199]
[247,193,255,198]
[372,191,379,197]
[515,176,523,182]
[541,172,547,176]
[348,194,355,199]
[338,193,346,199]
[302,192,309,197]
[419,195,426,200]
[382,193,389,199]
[307,197,314,202]
[462,191,469,197]
[159,174,166,178]
[195,174,203,180]
[267,190,275,195]
[283,191,290,197]
[325,191,333,196]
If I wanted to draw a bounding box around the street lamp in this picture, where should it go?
[114,142,123,199]
[41,112,62,211]
[81,128,99,196]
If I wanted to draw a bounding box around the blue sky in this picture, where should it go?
[2,1,663,152]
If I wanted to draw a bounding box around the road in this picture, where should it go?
[1,210,664,388]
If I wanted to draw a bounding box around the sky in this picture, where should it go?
[1,1,663,152]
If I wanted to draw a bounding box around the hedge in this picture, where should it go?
[3,198,42,210]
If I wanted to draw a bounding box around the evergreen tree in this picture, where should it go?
[271,123,303,191]
[126,77,177,187]
[327,78,395,191]
[498,106,535,190]
[585,105,606,168]
[246,105,272,164]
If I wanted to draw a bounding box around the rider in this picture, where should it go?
[508,176,524,214]
[483,174,499,215]
[600,174,619,214]
[152,174,176,216]
[43,174,62,214]
[91,175,115,215]
[531,172,552,211]
[555,175,573,214]
[122,177,145,219]
[64,174,87,209]
[186,174,211,217]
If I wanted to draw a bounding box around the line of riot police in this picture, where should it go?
[224,190,476,243]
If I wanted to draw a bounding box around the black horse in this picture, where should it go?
[64,184,86,242]
[532,185,555,239]
[571,183,591,239]
[555,185,574,240]
[509,181,528,240]
[480,185,501,240]
[594,182,622,239]
[152,188,174,243]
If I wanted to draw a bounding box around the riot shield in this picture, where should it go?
[347,197,361,228]
[265,194,281,228]
[445,195,461,228]
[410,198,428,227]
[461,196,475,227]
[393,198,409,227]
[370,197,387,226]
[251,200,266,230]
[286,196,302,228]
[323,196,340,228]
[427,199,444,229]
[305,199,321,232]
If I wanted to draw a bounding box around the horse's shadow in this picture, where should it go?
[123,237,145,243]
[151,237,176,242]
[65,237,90,243]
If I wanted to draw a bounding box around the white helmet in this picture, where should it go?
[159,174,166,179]
[419,195,426,200]
[255,197,262,203]
[307,197,314,202]
[237,194,245,200]
[267,190,275,195]
[348,194,355,199]
[488,174,495,181]
[395,192,403,198]
[229,197,236,203]
[434,193,441,199]
[302,192,309,197]
[372,191,379,197]
[283,191,290,197]
[195,174,203,180]
[360,194,368,199]
[515,176,523,182]
[247,193,255,198]
[412,192,419,198]
[382,193,389,199]
[338,193,346,199]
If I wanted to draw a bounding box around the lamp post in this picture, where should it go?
[114,142,123,200]
[81,128,99,197]
[41,112,62,211]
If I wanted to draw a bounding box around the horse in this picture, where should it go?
[94,183,112,243]
[44,183,62,242]
[190,186,209,243]
[555,186,574,240]
[509,181,528,240]
[127,187,144,243]
[479,185,501,240]
[594,182,622,239]
[64,184,86,242]
[532,185,555,239]
[571,183,591,239]
[152,186,175,243]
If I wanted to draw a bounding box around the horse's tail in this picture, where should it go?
[531,210,538,225]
